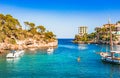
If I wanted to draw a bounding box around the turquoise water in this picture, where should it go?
[0,39,120,78]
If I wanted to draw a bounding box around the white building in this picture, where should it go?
[78,26,88,36]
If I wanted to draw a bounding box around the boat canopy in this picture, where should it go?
[111,51,120,53]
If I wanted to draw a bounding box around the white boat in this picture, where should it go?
[78,44,87,50]
[6,50,24,58]
[47,47,54,53]
[6,57,20,63]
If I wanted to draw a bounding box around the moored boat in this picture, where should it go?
[100,51,120,64]
[6,50,24,58]
[99,20,120,64]
[47,47,54,54]
[47,47,54,52]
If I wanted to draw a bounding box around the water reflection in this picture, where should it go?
[113,45,120,51]
[109,65,120,78]
[6,57,20,63]
[59,45,76,49]
[47,51,54,55]
[78,44,88,50]
[29,50,37,54]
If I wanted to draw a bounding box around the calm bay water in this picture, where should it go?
[0,39,120,78]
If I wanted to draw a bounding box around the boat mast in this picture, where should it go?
[109,18,114,59]
[108,18,113,50]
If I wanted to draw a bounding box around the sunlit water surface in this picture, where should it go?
[0,39,120,78]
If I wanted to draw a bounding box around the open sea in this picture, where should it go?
[0,39,120,78]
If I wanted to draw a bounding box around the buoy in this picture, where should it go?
[77,57,80,62]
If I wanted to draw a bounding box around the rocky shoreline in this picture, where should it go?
[73,40,120,45]
[0,39,58,53]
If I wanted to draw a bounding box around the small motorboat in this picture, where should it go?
[6,50,24,58]
[47,47,54,52]
[6,52,19,58]
[78,44,87,50]
[47,47,54,54]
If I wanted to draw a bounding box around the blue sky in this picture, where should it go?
[0,0,120,38]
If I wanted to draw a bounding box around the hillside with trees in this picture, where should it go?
[0,14,57,52]
[73,23,119,44]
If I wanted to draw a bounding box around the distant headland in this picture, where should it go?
[0,14,58,53]
[73,21,120,45]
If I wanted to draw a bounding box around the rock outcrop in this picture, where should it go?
[0,39,58,52]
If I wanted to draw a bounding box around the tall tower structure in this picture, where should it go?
[108,18,111,24]
[78,26,88,36]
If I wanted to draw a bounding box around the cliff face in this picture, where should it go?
[0,39,58,52]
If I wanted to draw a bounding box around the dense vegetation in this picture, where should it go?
[74,25,118,43]
[73,33,96,43]
[0,14,56,44]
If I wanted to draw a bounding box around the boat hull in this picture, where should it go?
[101,57,120,64]
[6,50,24,58]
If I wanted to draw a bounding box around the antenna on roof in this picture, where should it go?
[108,18,111,24]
